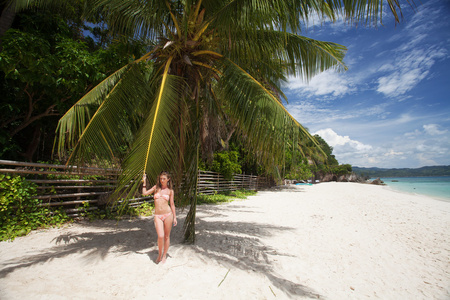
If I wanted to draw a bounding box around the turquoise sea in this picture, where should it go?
[378,176,450,202]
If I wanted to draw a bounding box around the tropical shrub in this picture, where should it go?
[330,164,352,176]
[0,174,70,241]
[285,163,313,181]
[211,150,242,180]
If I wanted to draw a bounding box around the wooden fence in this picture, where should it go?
[0,160,274,217]
[196,170,274,195]
[0,160,150,217]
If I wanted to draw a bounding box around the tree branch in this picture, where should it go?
[1,114,24,128]
[10,104,58,137]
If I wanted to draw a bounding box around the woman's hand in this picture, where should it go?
[173,218,177,226]
[142,173,148,195]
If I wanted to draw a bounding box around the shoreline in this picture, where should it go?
[382,184,450,203]
[377,176,450,203]
[1,182,449,299]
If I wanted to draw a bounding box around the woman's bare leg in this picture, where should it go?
[154,217,165,263]
[161,214,174,263]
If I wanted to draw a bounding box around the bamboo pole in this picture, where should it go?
[0,159,118,172]
[35,191,110,200]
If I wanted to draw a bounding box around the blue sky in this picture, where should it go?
[284,0,450,168]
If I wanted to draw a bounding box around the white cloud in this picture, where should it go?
[423,124,448,136]
[404,129,421,138]
[289,0,449,100]
[285,101,393,131]
[384,149,404,157]
[375,0,449,98]
[416,143,447,155]
[283,0,450,168]
[404,124,448,137]
[314,128,372,152]
[303,13,353,34]
[311,124,450,168]
[376,48,447,97]
[404,0,446,35]
[287,70,355,98]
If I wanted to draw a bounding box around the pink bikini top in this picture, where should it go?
[154,192,169,201]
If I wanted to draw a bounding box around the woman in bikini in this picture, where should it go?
[142,171,177,264]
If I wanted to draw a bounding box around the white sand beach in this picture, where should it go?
[1,182,449,299]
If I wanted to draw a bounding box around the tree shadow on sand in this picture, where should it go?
[191,204,324,299]
[1,190,322,298]
[0,217,186,278]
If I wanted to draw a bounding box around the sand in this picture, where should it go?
[1,182,449,299]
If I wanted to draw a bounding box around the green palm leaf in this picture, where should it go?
[222,30,347,82]
[56,62,157,164]
[13,0,410,243]
[85,0,169,38]
[217,59,294,166]
[117,59,187,199]
[55,64,132,160]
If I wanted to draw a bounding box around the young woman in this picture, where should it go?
[142,171,177,264]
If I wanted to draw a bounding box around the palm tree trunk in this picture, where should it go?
[0,4,16,48]
[183,194,197,243]
[183,143,199,244]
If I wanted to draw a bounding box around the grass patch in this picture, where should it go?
[197,189,257,204]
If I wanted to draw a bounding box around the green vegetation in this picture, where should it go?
[211,150,242,180]
[285,163,313,181]
[0,174,70,241]
[352,166,450,178]
[0,5,146,161]
[78,200,155,221]
[132,202,155,217]
[0,173,156,240]
[2,0,406,243]
[283,134,352,182]
[197,189,257,205]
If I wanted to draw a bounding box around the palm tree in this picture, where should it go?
[9,0,407,242]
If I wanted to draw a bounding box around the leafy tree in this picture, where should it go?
[330,164,352,176]
[11,0,407,243]
[313,134,339,165]
[211,150,241,180]
[285,162,313,181]
[0,9,146,161]
[307,135,352,178]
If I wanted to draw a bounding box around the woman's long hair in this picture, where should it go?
[155,171,172,192]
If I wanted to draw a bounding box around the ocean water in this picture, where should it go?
[378,176,450,202]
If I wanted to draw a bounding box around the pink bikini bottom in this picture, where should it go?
[154,212,172,222]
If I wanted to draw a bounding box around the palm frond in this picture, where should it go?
[85,0,170,38]
[205,0,409,34]
[332,0,407,25]
[116,64,187,199]
[55,64,132,159]
[221,30,347,82]
[217,58,312,171]
[8,0,66,11]
[13,0,411,244]
[224,59,300,126]
[56,62,158,165]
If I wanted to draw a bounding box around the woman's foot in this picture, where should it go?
[161,255,167,264]
[155,256,162,264]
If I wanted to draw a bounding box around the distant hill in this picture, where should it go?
[352,165,450,178]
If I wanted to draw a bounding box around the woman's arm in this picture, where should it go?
[142,173,156,196]
[142,184,156,196]
[170,190,177,226]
